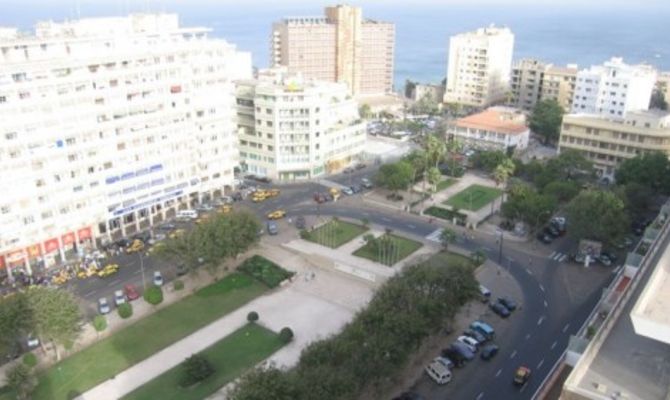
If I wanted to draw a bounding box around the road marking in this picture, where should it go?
[551,341,558,350]
[362,212,370,216]
[408,224,416,229]
[476,392,484,400]
[133,269,141,275]
[381,217,391,222]
[558,254,568,262]
[525,268,532,275]
[539,284,545,292]
[520,383,528,393]
[537,359,545,369]
[544,300,548,308]
[483,246,493,252]
[84,290,96,297]
[525,333,531,340]
[537,316,545,326]
[107,279,121,287]
[548,251,556,259]
[495,369,502,377]
[563,323,570,333]
[510,350,517,359]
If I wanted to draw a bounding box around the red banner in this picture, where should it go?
[44,238,59,253]
[78,227,92,241]
[61,232,75,246]
[26,245,41,259]
[0,255,5,269]
[6,250,25,263]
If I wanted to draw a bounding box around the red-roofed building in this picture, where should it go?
[446,107,530,152]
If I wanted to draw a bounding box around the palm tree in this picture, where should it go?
[493,158,516,189]
[427,167,442,193]
[471,249,487,266]
[445,138,464,173]
[424,134,447,169]
[439,228,457,252]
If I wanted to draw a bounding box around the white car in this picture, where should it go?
[98,297,111,314]
[457,335,479,352]
[341,187,354,196]
[153,271,164,286]
[114,290,126,306]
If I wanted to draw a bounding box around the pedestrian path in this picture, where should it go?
[548,251,568,262]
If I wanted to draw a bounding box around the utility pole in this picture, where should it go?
[139,252,146,290]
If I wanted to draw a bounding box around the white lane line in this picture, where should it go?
[520,383,528,393]
[134,269,141,275]
[84,290,96,297]
[525,333,531,340]
[558,254,568,262]
[525,268,532,275]
[551,341,558,350]
[362,211,370,216]
[408,224,416,229]
[495,369,502,377]
[544,300,548,308]
[548,251,557,259]
[563,323,570,333]
[539,284,545,292]
[537,316,545,326]
[537,359,545,369]
[106,279,122,288]
[476,392,484,400]
[510,350,517,359]
[381,217,391,222]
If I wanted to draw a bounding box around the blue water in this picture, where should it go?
[3,1,670,90]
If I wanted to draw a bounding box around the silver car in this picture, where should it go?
[98,297,111,314]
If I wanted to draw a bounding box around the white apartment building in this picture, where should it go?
[446,106,529,152]
[571,57,657,119]
[0,14,251,275]
[444,25,514,108]
[236,68,366,181]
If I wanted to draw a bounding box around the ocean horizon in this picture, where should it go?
[2,1,669,91]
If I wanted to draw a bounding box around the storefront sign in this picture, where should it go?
[61,232,75,246]
[78,227,92,241]
[26,245,41,259]
[0,256,5,269]
[44,238,59,253]
[6,250,25,263]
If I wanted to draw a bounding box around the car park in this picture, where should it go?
[463,329,487,344]
[98,297,110,314]
[514,366,531,386]
[490,302,511,318]
[425,360,452,385]
[114,290,126,306]
[470,321,495,340]
[434,356,454,369]
[497,297,517,311]
[153,271,163,286]
[124,284,140,301]
[480,344,499,360]
[267,221,279,235]
[457,335,479,352]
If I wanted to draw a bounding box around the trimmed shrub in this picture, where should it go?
[179,354,215,387]
[279,327,294,343]
[92,315,107,333]
[22,353,37,368]
[247,311,259,323]
[117,302,133,319]
[299,229,310,240]
[143,286,164,305]
[173,279,185,291]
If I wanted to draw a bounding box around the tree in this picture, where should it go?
[542,181,580,203]
[445,138,464,173]
[374,161,414,195]
[427,167,442,192]
[470,249,487,266]
[92,315,107,336]
[247,311,259,323]
[566,190,629,246]
[143,286,164,305]
[279,327,294,343]
[410,94,439,115]
[0,294,33,358]
[529,99,564,144]
[179,354,215,387]
[117,303,133,319]
[650,89,668,111]
[358,103,372,119]
[439,228,456,252]
[404,79,417,99]
[230,366,298,400]
[493,158,516,188]
[502,182,557,233]
[424,135,446,169]
[24,287,81,361]
[615,151,670,194]
[615,182,654,219]
[5,363,36,400]
[471,150,506,172]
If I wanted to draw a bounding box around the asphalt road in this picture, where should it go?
[63,168,615,399]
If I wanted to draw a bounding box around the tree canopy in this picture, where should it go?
[649,89,668,111]
[529,99,565,144]
[615,151,670,194]
[566,190,629,246]
[501,182,557,231]
[374,161,414,194]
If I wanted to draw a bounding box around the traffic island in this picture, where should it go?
[352,234,423,267]
[301,219,368,248]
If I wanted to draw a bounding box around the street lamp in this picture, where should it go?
[139,251,146,290]
[496,228,504,264]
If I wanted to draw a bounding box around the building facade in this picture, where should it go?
[559,110,670,177]
[411,83,445,103]
[446,107,529,152]
[236,68,366,181]
[271,5,394,96]
[509,58,547,111]
[656,71,670,105]
[571,57,657,119]
[541,64,578,111]
[443,25,514,108]
[0,14,251,275]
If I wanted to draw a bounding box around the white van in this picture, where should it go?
[176,210,198,220]
[425,361,452,385]
[479,284,491,302]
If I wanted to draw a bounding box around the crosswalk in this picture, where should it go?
[548,251,568,262]
[425,229,443,243]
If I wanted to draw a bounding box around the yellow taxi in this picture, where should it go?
[97,263,119,278]
[329,187,340,200]
[267,210,286,220]
[126,239,145,254]
[218,205,232,214]
[266,188,280,197]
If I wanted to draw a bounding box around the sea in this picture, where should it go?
[2,1,670,91]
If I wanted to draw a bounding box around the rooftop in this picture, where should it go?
[453,107,528,135]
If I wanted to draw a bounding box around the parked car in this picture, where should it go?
[393,392,425,400]
[355,163,366,170]
[153,271,164,286]
[478,285,492,303]
[267,221,279,235]
[433,356,454,369]
[295,216,306,230]
[361,178,373,189]
[114,290,126,306]
[196,204,213,212]
[601,251,618,263]
[470,321,495,340]
[157,223,176,231]
[571,253,585,263]
[480,344,499,360]
[463,329,487,344]
[232,192,243,202]
[490,302,511,318]
[342,187,354,196]
[544,225,560,238]
[343,167,355,174]
[536,232,553,244]
[457,335,479,352]
[450,342,475,360]
[267,210,287,220]
[98,297,110,314]
[596,253,613,266]
[441,347,466,367]
[514,366,531,386]
[425,361,452,385]
[497,297,517,311]
[350,184,362,194]
[176,264,189,276]
[26,334,39,349]
[124,284,140,301]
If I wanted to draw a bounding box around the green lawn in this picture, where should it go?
[444,184,502,211]
[303,220,368,248]
[436,178,457,192]
[32,273,268,400]
[353,234,423,266]
[421,251,478,270]
[122,324,284,400]
[237,255,294,288]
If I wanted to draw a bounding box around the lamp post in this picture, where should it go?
[496,228,504,264]
[139,252,146,290]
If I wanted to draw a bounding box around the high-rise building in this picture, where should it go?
[541,64,579,111]
[443,25,514,108]
[236,68,366,181]
[571,57,657,119]
[558,110,670,177]
[0,14,251,275]
[655,71,670,105]
[271,5,395,96]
